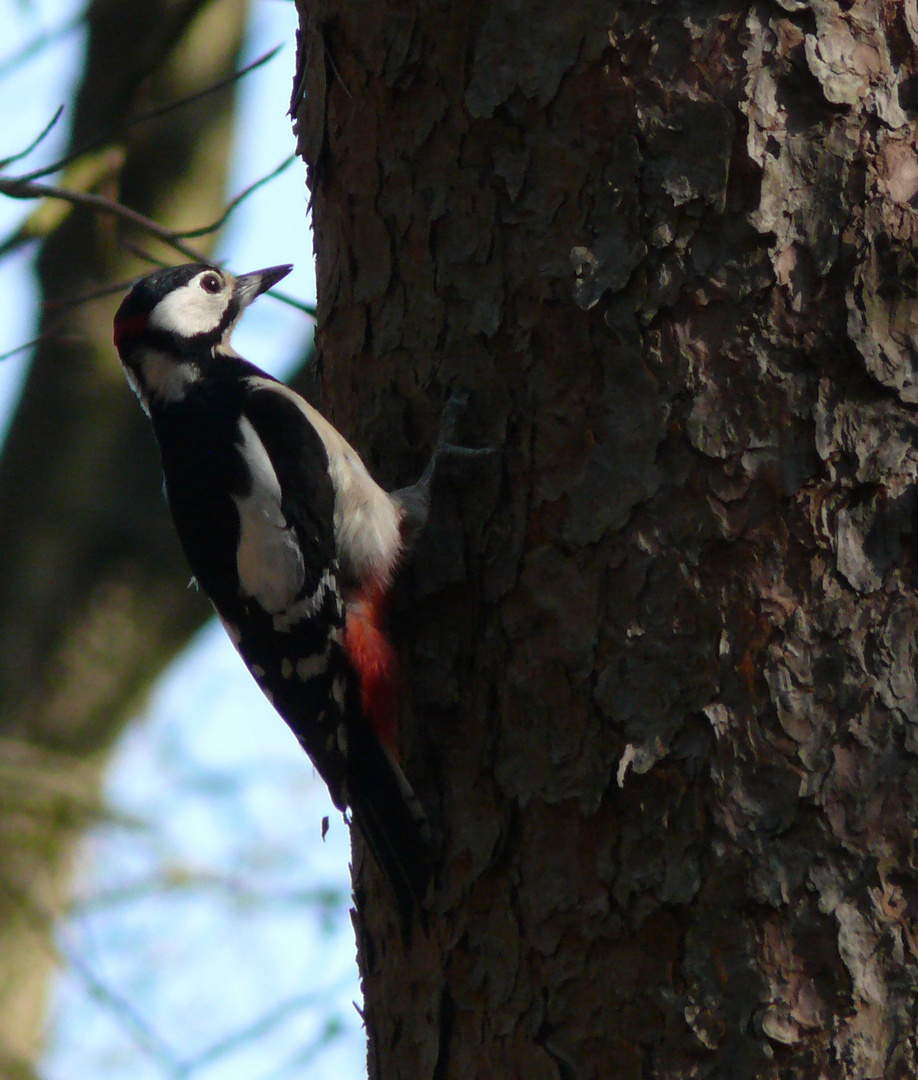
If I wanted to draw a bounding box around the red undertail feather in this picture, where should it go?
[343,580,401,756]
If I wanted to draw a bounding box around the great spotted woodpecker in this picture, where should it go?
[114,262,441,924]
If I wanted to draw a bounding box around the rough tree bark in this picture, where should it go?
[292,2,918,1077]
[0,1,249,1072]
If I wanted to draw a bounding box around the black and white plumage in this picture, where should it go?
[114,263,433,923]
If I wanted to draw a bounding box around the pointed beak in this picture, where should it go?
[233,264,293,308]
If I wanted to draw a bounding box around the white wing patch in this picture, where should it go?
[244,377,403,587]
[233,414,305,613]
[272,568,338,632]
[296,642,332,682]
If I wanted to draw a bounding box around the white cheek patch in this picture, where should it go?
[138,351,201,403]
[149,278,228,337]
[233,415,306,613]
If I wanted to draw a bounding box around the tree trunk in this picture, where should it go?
[0,1,249,1071]
[293,2,918,1077]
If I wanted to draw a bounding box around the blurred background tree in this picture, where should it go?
[0,2,362,1078]
[8,2,918,1078]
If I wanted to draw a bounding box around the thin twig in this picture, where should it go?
[0,334,45,363]
[0,175,209,262]
[15,45,283,186]
[0,106,64,170]
[44,277,143,311]
[268,288,317,317]
[116,239,173,272]
[175,155,296,239]
[62,944,184,1073]
[184,986,348,1075]
[69,871,344,913]
[0,875,182,1074]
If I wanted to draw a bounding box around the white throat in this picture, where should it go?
[137,350,201,405]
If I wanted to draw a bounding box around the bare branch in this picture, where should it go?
[185,986,349,1076]
[261,1020,348,1080]
[0,874,181,1073]
[42,276,140,311]
[0,145,125,258]
[124,43,283,141]
[268,288,317,317]
[16,45,284,186]
[116,239,174,271]
[176,155,296,239]
[61,943,183,1074]
[0,106,65,170]
[0,335,46,363]
[68,871,345,915]
[0,175,210,262]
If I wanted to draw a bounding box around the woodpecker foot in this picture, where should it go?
[392,392,492,536]
[421,390,493,484]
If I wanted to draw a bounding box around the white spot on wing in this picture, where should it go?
[233,415,305,613]
[281,658,293,679]
[272,568,336,632]
[296,645,330,682]
[244,377,403,586]
[332,677,346,709]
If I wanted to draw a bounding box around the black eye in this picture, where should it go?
[200,272,223,294]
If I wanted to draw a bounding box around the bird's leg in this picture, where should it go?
[391,392,492,540]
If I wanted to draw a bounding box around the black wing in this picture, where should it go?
[241,382,338,602]
[237,383,434,925]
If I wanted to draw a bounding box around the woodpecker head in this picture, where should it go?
[114,262,292,409]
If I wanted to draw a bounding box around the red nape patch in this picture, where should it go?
[343,582,401,757]
[113,312,149,352]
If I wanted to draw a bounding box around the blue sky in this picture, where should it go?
[0,2,365,1077]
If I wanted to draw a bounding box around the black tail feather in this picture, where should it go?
[345,714,434,936]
